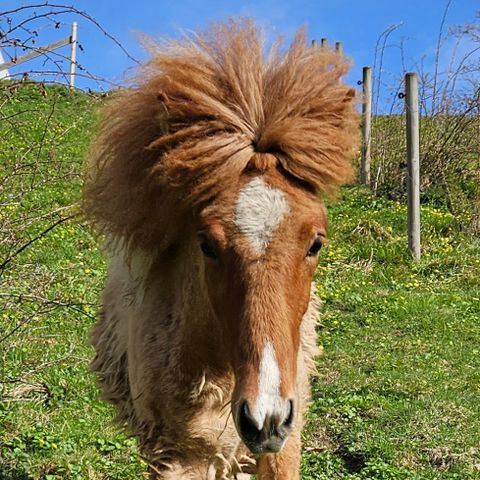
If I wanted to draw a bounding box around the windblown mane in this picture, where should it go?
[84,19,359,249]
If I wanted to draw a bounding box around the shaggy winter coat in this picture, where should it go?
[84,19,359,479]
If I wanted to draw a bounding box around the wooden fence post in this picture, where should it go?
[320,38,327,48]
[335,42,343,54]
[405,72,421,260]
[69,21,78,89]
[361,66,372,185]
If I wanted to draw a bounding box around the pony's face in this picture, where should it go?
[198,170,326,454]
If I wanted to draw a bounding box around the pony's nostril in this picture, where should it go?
[238,400,261,440]
[283,399,295,428]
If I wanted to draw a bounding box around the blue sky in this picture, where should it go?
[1,1,478,110]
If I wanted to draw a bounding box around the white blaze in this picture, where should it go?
[253,342,286,430]
[234,177,289,253]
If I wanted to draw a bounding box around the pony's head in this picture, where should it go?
[198,163,327,453]
[84,19,359,454]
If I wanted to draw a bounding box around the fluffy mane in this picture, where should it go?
[84,19,359,249]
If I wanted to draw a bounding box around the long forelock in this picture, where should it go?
[148,21,359,201]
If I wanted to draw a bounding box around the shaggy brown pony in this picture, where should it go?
[84,19,358,479]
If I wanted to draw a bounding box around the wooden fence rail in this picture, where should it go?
[0,22,78,89]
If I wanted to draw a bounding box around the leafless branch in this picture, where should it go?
[0,214,77,276]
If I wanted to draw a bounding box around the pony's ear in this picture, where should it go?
[343,88,356,103]
[157,91,170,104]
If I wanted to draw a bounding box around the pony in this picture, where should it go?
[84,19,359,479]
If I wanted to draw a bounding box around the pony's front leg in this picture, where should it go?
[256,433,301,480]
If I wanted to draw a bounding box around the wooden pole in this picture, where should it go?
[320,38,327,48]
[311,39,317,47]
[361,67,372,185]
[335,42,343,54]
[69,21,78,90]
[405,72,421,260]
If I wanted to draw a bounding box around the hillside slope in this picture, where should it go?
[1,84,479,479]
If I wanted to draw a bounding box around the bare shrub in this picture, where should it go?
[0,5,134,400]
[368,9,480,231]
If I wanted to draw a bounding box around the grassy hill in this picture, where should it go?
[1,83,479,479]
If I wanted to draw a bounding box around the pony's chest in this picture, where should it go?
[152,391,257,478]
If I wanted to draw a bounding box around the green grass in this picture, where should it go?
[303,193,480,479]
[1,83,479,479]
[0,83,146,480]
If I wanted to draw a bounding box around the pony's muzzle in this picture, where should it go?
[236,399,294,454]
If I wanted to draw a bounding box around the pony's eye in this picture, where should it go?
[306,239,322,258]
[200,238,217,260]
